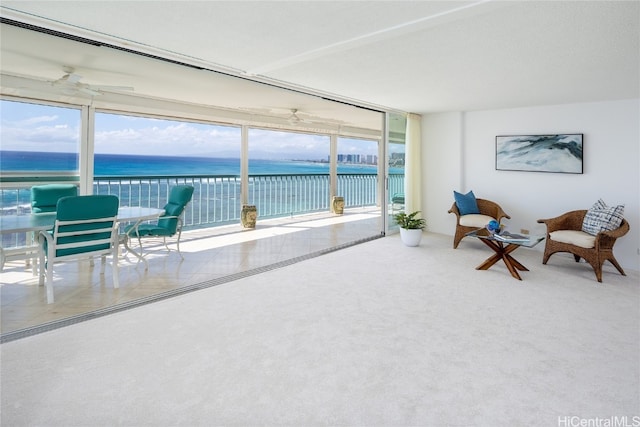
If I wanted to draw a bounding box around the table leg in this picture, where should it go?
[122,221,149,270]
[475,239,528,280]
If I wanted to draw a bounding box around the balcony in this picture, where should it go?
[0,173,403,340]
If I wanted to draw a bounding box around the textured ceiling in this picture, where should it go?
[1,1,638,118]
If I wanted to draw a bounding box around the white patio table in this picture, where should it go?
[0,207,164,272]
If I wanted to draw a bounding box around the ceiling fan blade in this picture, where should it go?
[288,109,303,124]
[53,72,82,86]
[78,87,102,96]
[65,73,83,84]
[90,85,135,92]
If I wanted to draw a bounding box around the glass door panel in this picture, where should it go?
[0,99,81,213]
[247,128,330,218]
[387,113,407,233]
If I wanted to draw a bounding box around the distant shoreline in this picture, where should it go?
[0,150,400,176]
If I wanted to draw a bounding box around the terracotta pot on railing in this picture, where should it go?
[331,196,344,215]
[241,204,257,228]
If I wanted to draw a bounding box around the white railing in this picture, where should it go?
[1,173,403,246]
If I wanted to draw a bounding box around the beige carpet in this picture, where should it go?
[1,232,638,426]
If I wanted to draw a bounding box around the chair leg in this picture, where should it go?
[38,247,45,287]
[593,263,603,283]
[452,231,464,249]
[137,235,144,257]
[111,251,119,289]
[607,257,626,276]
[175,230,184,259]
[45,261,54,304]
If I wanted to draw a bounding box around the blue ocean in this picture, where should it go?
[0,151,389,176]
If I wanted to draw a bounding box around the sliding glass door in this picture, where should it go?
[386,113,407,233]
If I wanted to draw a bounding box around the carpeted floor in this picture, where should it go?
[1,232,638,426]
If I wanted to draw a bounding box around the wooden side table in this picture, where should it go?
[466,228,545,280]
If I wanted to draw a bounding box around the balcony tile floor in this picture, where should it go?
[1,208,381,336]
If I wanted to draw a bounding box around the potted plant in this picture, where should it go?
[393,211,426,246]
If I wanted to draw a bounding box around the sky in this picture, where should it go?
[0,100,398,161]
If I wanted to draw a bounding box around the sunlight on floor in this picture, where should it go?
[1,208,381,336]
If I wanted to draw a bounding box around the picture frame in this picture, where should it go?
[495,134,583,174]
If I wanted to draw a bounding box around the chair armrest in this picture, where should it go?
[537,210,587,233]
[447,202,461,218]
[493,205,511,222]
[599,219,630,239]
[476,199,511,222]
[160,215,181,220]
[37,229,54,265]
[37,229,53,246]
[595,218,630,242]
[161,214,185,232]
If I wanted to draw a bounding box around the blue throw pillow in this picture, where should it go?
[454,190,480,215]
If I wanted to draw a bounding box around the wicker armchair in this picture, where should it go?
[448,198,511,249]
[537,210,629,282]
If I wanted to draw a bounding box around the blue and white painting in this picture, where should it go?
[496,134,583,174]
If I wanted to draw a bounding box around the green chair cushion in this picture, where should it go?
[31,184,78,213]
[125,185,194,238]
[125,223,174,237]
[392,193,405,204]
[170,185,195,205]
[48,195,119,257]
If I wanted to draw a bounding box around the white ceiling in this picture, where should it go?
[1,1,638,125]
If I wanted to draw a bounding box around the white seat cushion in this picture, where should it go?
[459,214,494,228]
[549,230,596,249]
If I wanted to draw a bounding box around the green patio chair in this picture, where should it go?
[38,195,120,304]
[30,184,78,213]
[125,185,194,259]
[391,193,405,213]
[5,184,80,274]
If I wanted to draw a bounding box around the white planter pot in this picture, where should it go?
[399,228,423,247]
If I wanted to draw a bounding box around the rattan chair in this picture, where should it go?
[537,210,629,282]
[448,198,511,249]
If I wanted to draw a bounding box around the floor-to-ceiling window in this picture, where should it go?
[336,137,379,210]
[0,98,81,213]
[247,128,331,217]
[94,111,242,227]
[387,113,407,231]
[0,97,387,337]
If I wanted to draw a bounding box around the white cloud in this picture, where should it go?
[0,121,80,151]
[94,122,242,156]
[17,115,59,126]
[1,104,379,160]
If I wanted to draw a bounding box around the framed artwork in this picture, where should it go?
[496,134,583,174]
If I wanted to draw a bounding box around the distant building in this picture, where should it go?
[334,153,378,165]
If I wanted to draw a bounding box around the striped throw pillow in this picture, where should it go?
[581,199,625,236]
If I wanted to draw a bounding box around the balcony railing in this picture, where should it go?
[0,172,403,250]
[1,173,405,226]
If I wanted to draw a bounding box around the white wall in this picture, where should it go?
[423,99,639,272]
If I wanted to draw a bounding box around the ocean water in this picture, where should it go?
[0,151,387,176]
[1,151,403,215]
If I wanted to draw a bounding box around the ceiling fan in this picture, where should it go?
[239,106,346,127]
[51,66,134,96]
[286,108,346,126]
[287,108,303,124]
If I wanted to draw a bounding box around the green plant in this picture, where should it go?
[393,211,426,230]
